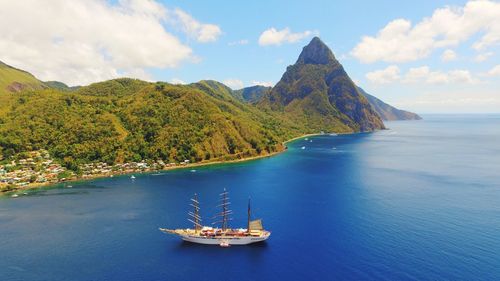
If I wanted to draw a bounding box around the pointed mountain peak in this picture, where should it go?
[296,37,337,65]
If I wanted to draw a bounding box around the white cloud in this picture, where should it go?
[448,70,476,83]
[394,90,500,113]
[223,79,244,90]
[258,28,315,46]
[351,0,500,63]
[169,8,222,43]
[251,81,274,87]
[406,67,477,84]
[228,39,249,46]
[170,78,186,84]
[488,65,500,76]
[473,52,494,62]
[425,71,452,84]
[0,0,222,86]
[403,66,431,83]
[369,65,478,84]
[441,49,457,61]
[366,65,401,84]
[403,66,473,84]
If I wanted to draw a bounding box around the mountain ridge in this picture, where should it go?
[232,85,271,103]
[259,36,385,132]
[296,37,337,65]
[234,84,421,121]
[0,60,47,94]
[357,87,422,121]
[1,38,407,174]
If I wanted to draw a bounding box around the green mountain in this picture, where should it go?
[44,81,80,92]
[0,61,47,94]
[0,61,48,117]
[232,85,271,103]
[0,77,294,167]
[357,87,422,121]
[258,37,385,133]
[0,38,390,170]
[235,84,421,121]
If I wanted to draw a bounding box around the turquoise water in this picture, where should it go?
[1,115,499,280]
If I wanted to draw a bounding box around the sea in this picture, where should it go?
[1,114,499,281]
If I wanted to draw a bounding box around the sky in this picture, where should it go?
[0,0,499,113]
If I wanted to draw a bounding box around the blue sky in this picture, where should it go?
[157,0,470,84]
[1,0,499,113]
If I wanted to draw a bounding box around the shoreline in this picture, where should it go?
[1,150,283,196]
[283,133,324,144]
[1,132,338,196]
[1,134,311,196]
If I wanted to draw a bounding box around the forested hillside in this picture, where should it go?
[0,78,297,170]
[0,38,398,173]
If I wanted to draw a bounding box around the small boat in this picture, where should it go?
[160,190,270,246]
[67,185,73,188]
[110,175,114,178]
[11,194,19,198]
[309,140,313,143]
[305,138,309,140]
[190,170,196,173]
[301,146,306,150]
[330,133,338,136]
[332,147,337,150]
[130,175,136,179]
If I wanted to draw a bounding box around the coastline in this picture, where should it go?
[0,151,281,196]
[283,133,324,144]
[0,132,330,196]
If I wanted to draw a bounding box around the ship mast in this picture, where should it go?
[213,188,232,231]
[247,197,251,234]
[188,193,202,232]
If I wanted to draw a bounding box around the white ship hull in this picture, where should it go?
[159,228,270,246]
[180,233,270,245]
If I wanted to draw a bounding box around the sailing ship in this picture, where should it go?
[159,189,270,247]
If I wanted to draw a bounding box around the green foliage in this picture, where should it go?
[0,79,295,170]
[0,89,122,167]
[44,80,81,92]
[76,78,149,97]
[0,37,389,173]
[0,184,17,192]
[57,170,72,180]
[0,60,47,118]
[258,37,384,133]
[232,85,271,103]
[0,61,46,94]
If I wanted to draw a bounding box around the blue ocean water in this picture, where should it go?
[1,115,499,281]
